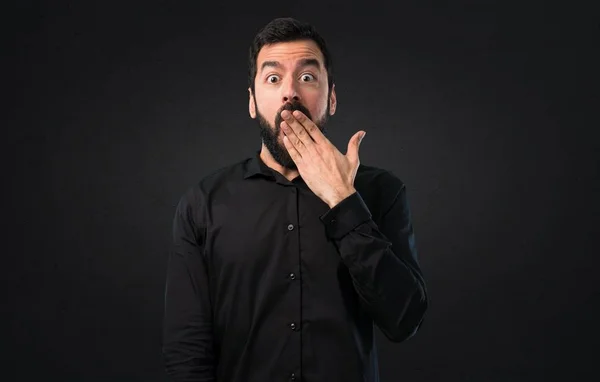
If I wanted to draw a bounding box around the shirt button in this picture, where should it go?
[287,224,294,231]
[290,373,297,381]
[290,322,297,330]
[289,272,296,280]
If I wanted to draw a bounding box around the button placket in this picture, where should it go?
[287,185,300,380]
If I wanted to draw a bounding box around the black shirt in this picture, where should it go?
[162,150,429,382]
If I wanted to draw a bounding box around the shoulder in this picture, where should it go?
[176,156,252,210]
[198,157,251,192]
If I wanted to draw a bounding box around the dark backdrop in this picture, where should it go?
[5,1,599,381]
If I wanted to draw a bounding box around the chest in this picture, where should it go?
[203,184,336,277]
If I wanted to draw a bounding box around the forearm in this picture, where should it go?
[163,252,217,381]
[320,189,429,342]
[337,220,428,342]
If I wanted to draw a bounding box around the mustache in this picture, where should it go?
[274,101,312,130]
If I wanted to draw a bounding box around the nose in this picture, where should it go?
[281,77,300,104]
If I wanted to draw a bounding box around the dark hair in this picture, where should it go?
[248,17,334,96]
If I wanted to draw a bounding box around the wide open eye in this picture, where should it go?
[300,73,315,82]
[267,75,280,83]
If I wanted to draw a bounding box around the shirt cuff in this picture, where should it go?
[319,191,372,240]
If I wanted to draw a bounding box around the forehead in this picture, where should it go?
[256,39,324,68]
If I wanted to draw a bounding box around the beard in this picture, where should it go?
[255,99,330,170]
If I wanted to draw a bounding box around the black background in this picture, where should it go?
[5,1,599,381]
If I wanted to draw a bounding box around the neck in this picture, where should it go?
[259,144,300,182]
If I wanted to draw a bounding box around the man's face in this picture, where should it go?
[249,39,337,170]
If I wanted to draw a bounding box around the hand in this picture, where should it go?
[280,109,366,208]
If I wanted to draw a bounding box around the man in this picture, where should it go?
[162,17,429,382]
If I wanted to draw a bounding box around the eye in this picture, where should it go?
[300,73,315,82]
[267,75,280,83]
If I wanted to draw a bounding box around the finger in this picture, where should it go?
[280,110,316,150]
[283,134,303,164]
[281,121,306,155]
[291,110,326,145]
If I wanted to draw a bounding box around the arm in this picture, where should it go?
[320,183,429,343]
[162,187,216,381]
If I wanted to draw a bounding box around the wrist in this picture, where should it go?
[326,186,356,209]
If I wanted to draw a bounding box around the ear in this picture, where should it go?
[329,83,337,116]
[248,87,256,119]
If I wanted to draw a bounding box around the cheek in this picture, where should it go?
[306,92,329,118]
[255,92,278,114]
[306,85,327,107]
[256,102,277,122]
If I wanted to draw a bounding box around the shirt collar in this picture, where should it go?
[243,149,306,186]
[243,149,276,180]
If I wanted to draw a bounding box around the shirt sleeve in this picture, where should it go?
[162,187,216,381]
[319,184,429,343]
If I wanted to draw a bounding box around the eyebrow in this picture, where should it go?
[260,58,321,73]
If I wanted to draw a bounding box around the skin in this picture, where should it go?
[248,39,366,208]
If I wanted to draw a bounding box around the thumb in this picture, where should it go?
[347,131,366,160]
